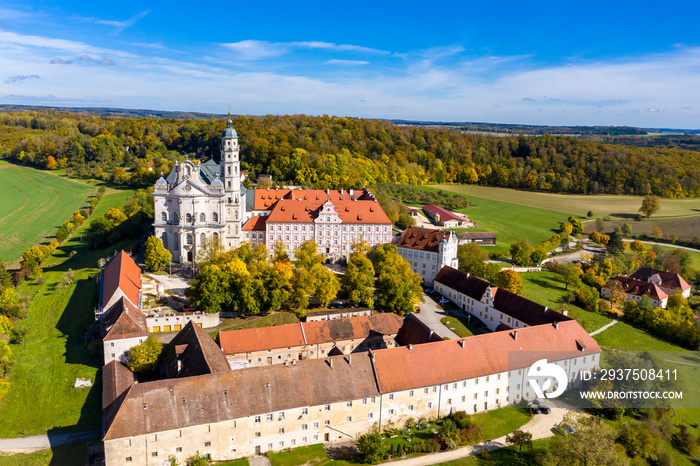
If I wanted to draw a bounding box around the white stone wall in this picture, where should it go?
[104,351,600,465]
[103,336,145,366]
[145,312,220,333]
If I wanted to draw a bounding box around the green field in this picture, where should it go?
[430,184,700,219]
[419,187,569,252]
[519,272,612,333]
[592,321,690,352]
[0,189,137,438]
[0,163,95,264]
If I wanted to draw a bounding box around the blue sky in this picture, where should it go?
[1,1,700,128]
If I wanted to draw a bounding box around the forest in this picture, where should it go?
[1,109,699,198]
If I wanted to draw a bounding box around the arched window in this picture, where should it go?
[186,234,193,245]
[174,212,180,224]
[200,233,206,244]
[186,213,193,223]
[199,213,205,223]
[213,212,219,222]
[160,232,168,248]
[213,232,219,240]
[161,212,167,222]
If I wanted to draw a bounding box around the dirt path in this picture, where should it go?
[588,318,620,336]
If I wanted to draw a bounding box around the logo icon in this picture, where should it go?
[527,359,568,399]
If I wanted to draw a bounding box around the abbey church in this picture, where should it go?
[153,119,392,263]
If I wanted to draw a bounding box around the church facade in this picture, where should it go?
[153,120,392,263]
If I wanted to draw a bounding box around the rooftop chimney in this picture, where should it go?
[348,354,352,365]
[459,339,465,348]
[329,358,333,369]
[513,331,518,341]
[408,344,413,351]
[554,321,559,330]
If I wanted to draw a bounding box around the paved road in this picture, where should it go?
[380,400,572,466]
[415,294,460,340]
[0,430,100,454]
[629,239,700,253]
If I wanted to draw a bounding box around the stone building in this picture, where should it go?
[102,320,600,465]
[153,118,244,262]
[98,251,146,365]
[153,120,392,263]
[396,227,458,285]
[217,314,403,369]
[434,266,571,331]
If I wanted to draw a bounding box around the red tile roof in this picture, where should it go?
[242,215,268,231]
[102,361,135,411]
[217,314,403,355]
[396,227,454,252]
[101,297,148,341]
[104,320,598,440]
[161,321,230,378]
[302,314,403,344]
[434,266,493,301]
[606,276,669,301]
[102,250,141,308]
[252,188,391,225]
[218,323,306,354]
[630,267,691,292]
[372,320,600,393]
[434,266,570,326]
[104,353,380,440]
[394,313,444,346]
[422,205,463,223]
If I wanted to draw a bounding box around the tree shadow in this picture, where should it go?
[610,213,640,219]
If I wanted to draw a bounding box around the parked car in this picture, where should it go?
[531,406,542,414]
[540,406,551,414]
[439,298,449,304]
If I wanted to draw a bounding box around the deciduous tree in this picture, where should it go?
[506,430,533,454]
[545,413,630,466]
[342,250,375,308]
[497,269,524,295]
[639,195,660,218]
[312,265,340,308]
[145,235,172,271]
[126,335,162,374]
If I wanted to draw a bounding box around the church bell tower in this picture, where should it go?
[220,115,242,249]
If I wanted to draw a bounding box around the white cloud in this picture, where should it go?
[82,10,151,33]
[325,59,369,66]
[221,39,388,60]
[2,28,700,128]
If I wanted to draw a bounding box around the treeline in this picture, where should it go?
[1,110,700,197]
[584,133,700,152]
[394,120,648,136]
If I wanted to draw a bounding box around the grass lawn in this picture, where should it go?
[519,272,612,333]
[417,187,568,253]
[0,163,95,264]
[592,320,691,352]
[215,459,250,466]
[471,407,532,441]
[267,444,359,466]
[0,189,139,438]
[441,316,478,337]
[646,244,700,269]
[429,184,700,220]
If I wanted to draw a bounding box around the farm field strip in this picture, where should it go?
[0,165,94,263]
[419,186,569,251]
[429,184,700,218]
